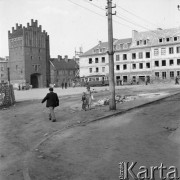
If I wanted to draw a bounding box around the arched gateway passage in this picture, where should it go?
[30,73,42,88]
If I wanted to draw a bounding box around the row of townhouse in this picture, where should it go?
[79,27,180,84]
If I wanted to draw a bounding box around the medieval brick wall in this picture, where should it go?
[8,19,50,88]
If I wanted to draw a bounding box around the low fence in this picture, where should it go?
[0,83,15,108]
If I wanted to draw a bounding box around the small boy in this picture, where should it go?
[82,92,87,111]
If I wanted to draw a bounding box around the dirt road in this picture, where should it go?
[29,94,180,180]
[0,85,180,179]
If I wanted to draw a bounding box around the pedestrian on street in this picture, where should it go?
[61,82,64,89]
[41,87,59,122]
[175,76,179,85]
[65,82,67,89]
[86,86,92,110]
[81,92,87,111]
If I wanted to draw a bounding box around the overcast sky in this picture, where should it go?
[1,0,180,58]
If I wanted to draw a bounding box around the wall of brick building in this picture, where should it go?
[8,19,50,88]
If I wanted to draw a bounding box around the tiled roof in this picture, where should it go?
[132,27,180,47]
[114,38,132,45]
[50,58,78,70]
[81,39,118,57]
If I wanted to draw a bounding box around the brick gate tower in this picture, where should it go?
[8,19,50,88]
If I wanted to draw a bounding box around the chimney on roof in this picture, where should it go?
[99,41,102,46]
[132,30,138,39]
[64,55,68,62]
[58,55,62,62]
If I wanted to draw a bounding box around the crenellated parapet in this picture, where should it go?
[8,19,48,39]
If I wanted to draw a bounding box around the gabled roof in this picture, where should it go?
[50,58,78,70]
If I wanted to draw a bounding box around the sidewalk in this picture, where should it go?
[66,90,180,125]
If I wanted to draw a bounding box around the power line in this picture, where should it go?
[67,0,139,30]
[116,4,158,28]
[81,0,152,31]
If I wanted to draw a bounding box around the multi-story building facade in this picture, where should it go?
[50,55,79,87]
[8,19,50,88]
[80,27,180,84]
[0,57,8,83]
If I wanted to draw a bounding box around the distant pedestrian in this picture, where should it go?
[65,82,67,89]
[86,86,92,110]
[81,92,87,111]
[72,82,75,88]
[175,76,179,85]
[41,87,59,122]
[61,82,64,89]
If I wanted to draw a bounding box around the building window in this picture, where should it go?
[139,63,143,69]
[146,52,150,58]
[89,58,92,64]
[39,57,40,61]
[162,60,166,66]
[123,54,127,60]
[143,40,147,45]
[89,68,92,73]
[31,56,33,60]
[154,49,159,56]
[16,65,18,70]
[132,53,136,59]
[146,62,150,68]
[177,47,180,53]
[95,58,98,63]
[123,76,127,82]
[137,41,139,45]
[116,45,120,50]
[162,72,166,79]
[39,48,41,53]
[116,54,120,61]
[102,67,105,72]
[123,64,127,70]
[177,71,180,76]
[116,65,120,70]
[170,71,174,78]
[161,48,166,55]
[155,72,159,77]
[155,61,159,67]
[177,59,180,65]
[96,67,99,72]
[174,37,178,41]
[169,47,174,54]
[169,59,174,66]
[159,38,163,43]
[132,64,136,69]
[166,37,170,42]
[139,52,143,59]
[102,57,105,63]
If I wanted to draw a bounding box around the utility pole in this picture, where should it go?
[107,0,116,110]
[89,0,116,110]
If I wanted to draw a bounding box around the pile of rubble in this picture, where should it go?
[93,95,137,106]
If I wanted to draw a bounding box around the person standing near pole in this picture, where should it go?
[41,87,59,122]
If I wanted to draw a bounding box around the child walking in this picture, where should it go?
[82,92,87,111]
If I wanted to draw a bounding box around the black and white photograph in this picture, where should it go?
[1,0,180,179]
